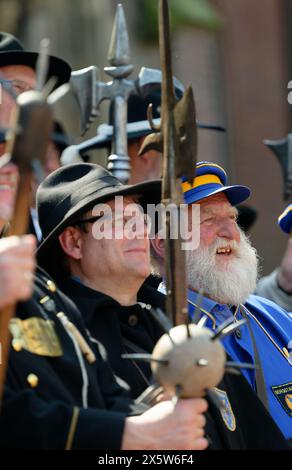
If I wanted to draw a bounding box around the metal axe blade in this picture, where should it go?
[70,65,99,135]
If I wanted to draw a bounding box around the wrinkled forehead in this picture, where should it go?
[0,64,36,85]
[190,193,238,215]
[83,194,142,218]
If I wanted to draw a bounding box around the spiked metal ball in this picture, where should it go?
[150,324,226,398]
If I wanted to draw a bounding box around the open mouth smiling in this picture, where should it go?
[216,247,232,255]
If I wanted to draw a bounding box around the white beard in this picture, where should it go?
[187,229,259,305]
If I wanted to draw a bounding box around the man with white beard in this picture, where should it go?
[186,194,259,306]
[152,161,292,444]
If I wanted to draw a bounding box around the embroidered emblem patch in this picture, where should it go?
[271,382,292,417]
[9,317,63,357]
[212,388,236,431]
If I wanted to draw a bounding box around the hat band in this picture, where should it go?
[182,174,222,193]
[278,204,292,234]
[278,205,292,223]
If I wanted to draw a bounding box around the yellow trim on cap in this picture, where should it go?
[197,162,227,176]
[182,174,222,193]
[278,205,292,222]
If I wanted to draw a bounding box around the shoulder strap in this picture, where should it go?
[239,305,269,411]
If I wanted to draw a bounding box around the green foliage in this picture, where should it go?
[135,0,223,43]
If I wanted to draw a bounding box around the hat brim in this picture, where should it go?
[79,127,154,152]
[37,178,162,262]
[1,128,71,147]
[278,206,292,234]
[78,122,226,153]
[0,51,71,88]
[183,184,251,206]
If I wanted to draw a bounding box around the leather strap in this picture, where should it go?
[238,305,269,411]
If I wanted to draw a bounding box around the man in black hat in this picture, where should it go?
[0,32,71,154]
[35,162,288,450]
[0,30,71,141]
[0,32,71,240]
[37,162,166,399]
[0,154,208,450]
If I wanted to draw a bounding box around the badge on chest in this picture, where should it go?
[9,317,63,357]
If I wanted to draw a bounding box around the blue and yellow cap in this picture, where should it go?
[181,161,251,206]
[278,204,292,234]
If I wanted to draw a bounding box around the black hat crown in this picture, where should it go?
[0,31,71,88]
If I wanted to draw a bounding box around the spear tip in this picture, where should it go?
[107,3,131,67]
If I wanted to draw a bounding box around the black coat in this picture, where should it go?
[59,278,166,398]
[0,268,139,450]
[57,277,288,450]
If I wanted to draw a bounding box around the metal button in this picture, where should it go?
[27,373,39,388]
[283,347,289,358]
[235,329,242,339]
[46,280,57,293]
[40,296,56,312]
[128,315,138,326]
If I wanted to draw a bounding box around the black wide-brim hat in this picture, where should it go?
[36,162,161,265]
[0,32,71,88]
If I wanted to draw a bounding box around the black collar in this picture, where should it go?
[57,276,166,325]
